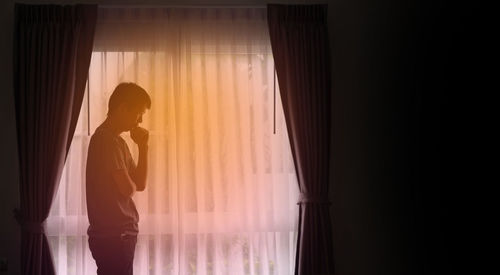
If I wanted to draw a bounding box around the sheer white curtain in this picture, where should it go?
[47,7,299,275]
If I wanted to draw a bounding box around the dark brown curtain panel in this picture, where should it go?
[267,4,334,275]
[12,4,97,275]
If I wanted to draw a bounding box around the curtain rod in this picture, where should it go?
[100,4,267,9]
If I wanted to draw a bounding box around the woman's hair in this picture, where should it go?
[107,82,151,116]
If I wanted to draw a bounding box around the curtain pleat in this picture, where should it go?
[267,4,335,275]
[13,4,97,275]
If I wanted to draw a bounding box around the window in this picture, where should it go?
[47,7,299,275]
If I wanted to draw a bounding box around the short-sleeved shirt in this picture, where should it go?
[86,124,139,237]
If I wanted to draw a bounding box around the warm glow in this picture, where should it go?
[47,7,299,275]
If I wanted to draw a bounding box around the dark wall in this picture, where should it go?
[329,0,450,274]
